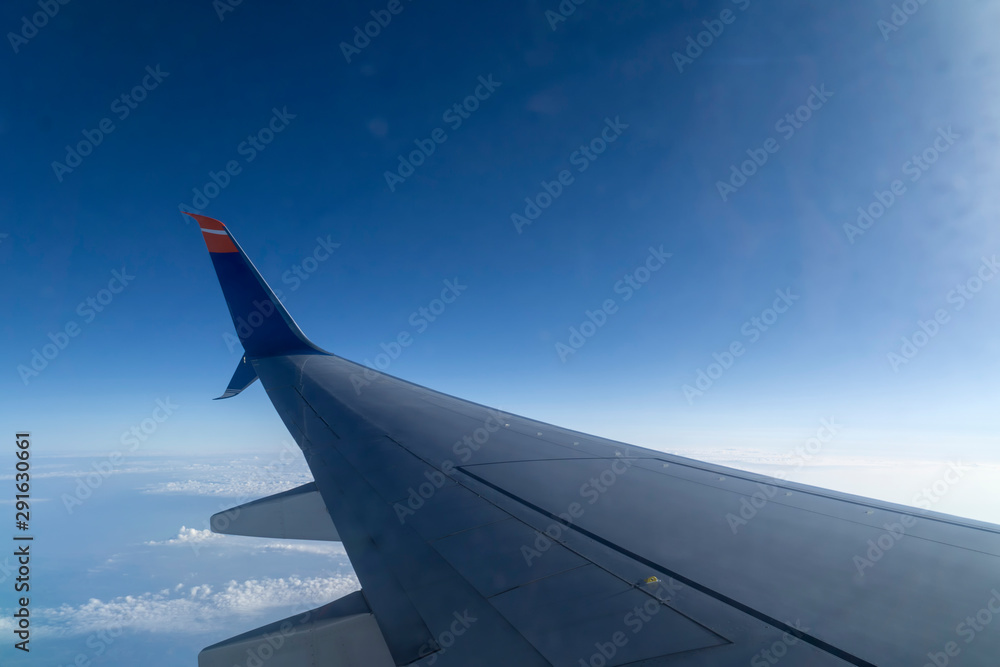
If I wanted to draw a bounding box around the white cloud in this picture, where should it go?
[0,454,314,501]
[0,465,167,480]
[145,526,221,546]
[132,454,314,498]
[144,526,347,556]
[0,575,360,637]
[142,475,313,498]
[259,542,348,555]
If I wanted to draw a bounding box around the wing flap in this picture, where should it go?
[197,591,394,667]
[210,481,340,541]
[491,564,729,665]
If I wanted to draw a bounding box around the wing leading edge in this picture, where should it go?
[192,216,1000,667]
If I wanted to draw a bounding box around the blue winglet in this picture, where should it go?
[188,213,327,360]
[215,355,259,400]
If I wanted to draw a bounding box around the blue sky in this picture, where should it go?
[4,0,1000,463]
[4,3,1000,664]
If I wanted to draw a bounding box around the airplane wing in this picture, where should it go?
[188,213,1000,666]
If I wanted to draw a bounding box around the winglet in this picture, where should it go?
[195,214,240,254]
[215,355,259,400]
[188,212,327,359]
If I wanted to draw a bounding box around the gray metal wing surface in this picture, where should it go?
[191,213,1000,666]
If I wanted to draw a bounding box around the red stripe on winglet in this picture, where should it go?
[185,212,226,231]
[185,212,238,253]
[203,231,238,253]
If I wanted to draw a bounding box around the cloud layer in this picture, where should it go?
[0,575,360,637]
[145,525,347,556]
